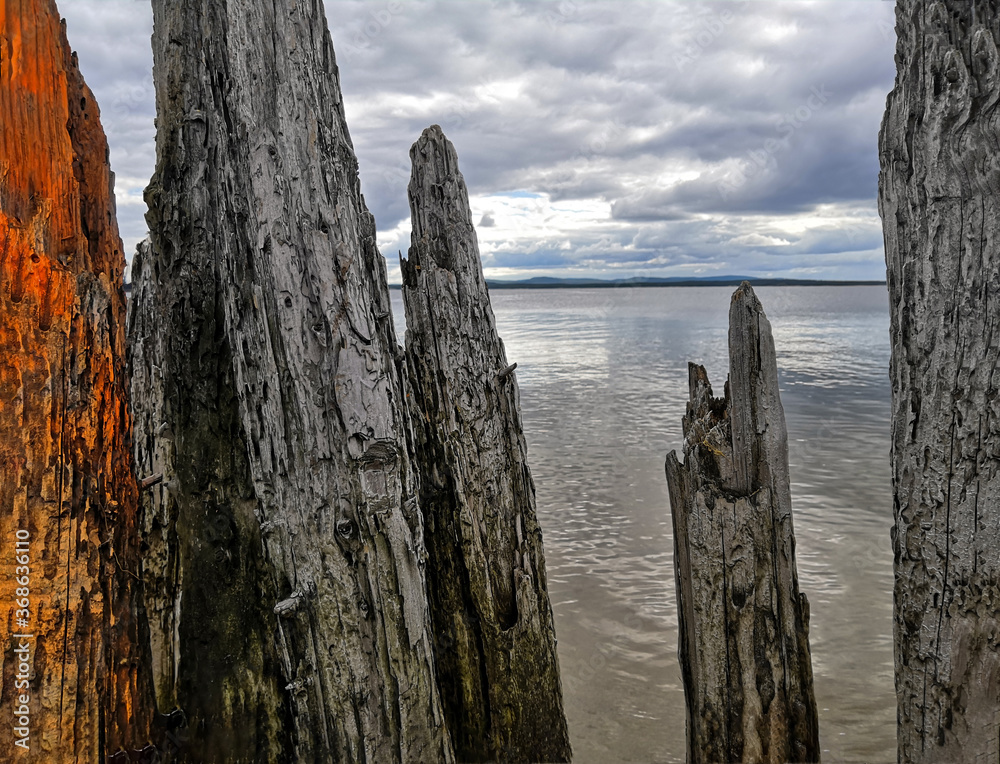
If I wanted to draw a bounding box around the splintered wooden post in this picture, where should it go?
[401,125,572,763]
[665,283,819,764]
[880,2,1000,760]
[131,2,453,760]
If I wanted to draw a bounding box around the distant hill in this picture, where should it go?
[128,275,886,294]
[479,275,886,289]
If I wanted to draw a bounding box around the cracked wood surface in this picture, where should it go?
[880,2,1000,760]
[130,2,452,760]
[665,284,818,764]
[0,0,154,758]
[400,125,571,763]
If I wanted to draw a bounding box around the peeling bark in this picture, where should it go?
[130,2,452,761]
[879,2,1000,761]
[665,284,819,764]
[401,125,572,762]
[0,0,153,758]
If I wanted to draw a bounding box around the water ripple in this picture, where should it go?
[393,286,894,764]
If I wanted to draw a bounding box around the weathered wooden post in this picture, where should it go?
[880,2,1000,760]
[665,284,819,764]
[130,1,453,760]
[0,0,154,757]
[401,125,572,762]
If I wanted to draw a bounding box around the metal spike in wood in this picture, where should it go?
[880,2,1000,760]
[130,3,453,761]
[665,283,819,764]
[401,125,572,763]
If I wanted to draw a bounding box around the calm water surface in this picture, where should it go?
[392,285,895,763]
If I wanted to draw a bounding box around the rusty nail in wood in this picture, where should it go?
[140,473,164,490]
[497,363,518,381]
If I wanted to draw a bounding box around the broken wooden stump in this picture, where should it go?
[665,283,819,764]
[401,125,572,763]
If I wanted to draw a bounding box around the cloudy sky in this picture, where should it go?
[58,0,897,282]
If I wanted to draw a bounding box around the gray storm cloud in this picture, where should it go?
[59,0,896,281]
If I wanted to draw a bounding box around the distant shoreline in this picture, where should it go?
[386,278,887,290]
[123,278,887,294]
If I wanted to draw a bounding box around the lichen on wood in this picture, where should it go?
[665,283,819,764]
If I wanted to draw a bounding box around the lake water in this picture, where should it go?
[391,285,895,763]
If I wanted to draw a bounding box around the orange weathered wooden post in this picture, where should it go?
[0,1,154,758]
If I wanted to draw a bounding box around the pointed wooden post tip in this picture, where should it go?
[402,122,571,761]
[687,362,712,398]
[731,280,763,309]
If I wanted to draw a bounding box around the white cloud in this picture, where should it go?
[54,0,896,282]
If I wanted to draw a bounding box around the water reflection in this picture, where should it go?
[391,285,895,764]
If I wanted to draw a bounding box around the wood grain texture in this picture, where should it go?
[0,0,153,758]
[401,125,571,763]
[880,2,1000,761]
[665,283,818,764]
[130,2,453,761]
